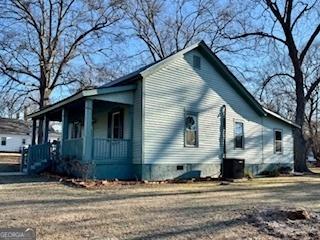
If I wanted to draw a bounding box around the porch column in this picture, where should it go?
[61,108,69,154]
[83,99,93,162]
[31,118,37,145]
[128,105,134,159]
[43,115,49,143]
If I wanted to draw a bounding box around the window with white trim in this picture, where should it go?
[1,137,6,146]
[107,109,124,139]
[184,112,198,147]
[234,121,244,149]
[274,130,282,153]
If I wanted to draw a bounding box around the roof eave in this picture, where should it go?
[28,91,84,119]
[28,84,137,119]
[197,42,266,116]
[263,107,300,128]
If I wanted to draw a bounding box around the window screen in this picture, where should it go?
[274,130,282,153]
[234,122,244,149]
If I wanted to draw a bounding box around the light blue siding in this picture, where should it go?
[142,49,294,175]
[262,117,294,164]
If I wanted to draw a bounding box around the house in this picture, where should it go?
[0,118,31,153]
[0,117,60,154]
[35,125,61,143]
[27,41,297,180]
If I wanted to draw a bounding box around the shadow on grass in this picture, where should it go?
[0,174,56,184]
[0,163,20,172]
[2,179,320,208]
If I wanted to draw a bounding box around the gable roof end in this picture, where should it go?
[103,41,266,116]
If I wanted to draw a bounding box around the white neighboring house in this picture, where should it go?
[0,118,31,153]
[48,122,61,142]
[35,125,61,144]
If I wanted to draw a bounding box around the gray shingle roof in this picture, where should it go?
[0,118,30,135]
[99,62,158,88]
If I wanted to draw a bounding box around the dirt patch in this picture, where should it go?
[41,172,219,189]
[60,178,211,189]
[246,207,320,239]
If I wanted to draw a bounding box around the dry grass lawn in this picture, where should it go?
[0,153,21,163]
[0,174,320,240]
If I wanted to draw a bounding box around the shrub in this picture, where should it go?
[268,169,280,177]
[279,166,292,174]
[260,168,280,177]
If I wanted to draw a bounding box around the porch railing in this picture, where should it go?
[62,138,83,160]
[61,137,131,162]
[93,138,131,162]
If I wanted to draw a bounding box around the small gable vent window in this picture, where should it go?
[193,55,201,69]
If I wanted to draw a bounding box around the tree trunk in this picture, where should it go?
[293,127,308,172]
[293,79,309,172]
[38,119,44,144]
[37,86,51,144]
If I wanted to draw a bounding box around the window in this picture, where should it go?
[71,122,82,138]
[274,130,282,153]
[108,109,124,139]
[184,112,198,147]
[193,55,201,69]
[112,112,121,139]
[22,138,26,145]
[234,121,244,149]
[1,137,6,146]
[177,165,184,171]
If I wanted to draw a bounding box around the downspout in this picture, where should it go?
[222,105,227,159]
[220,105,226,178]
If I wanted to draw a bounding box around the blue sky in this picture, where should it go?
[1,0,319,112]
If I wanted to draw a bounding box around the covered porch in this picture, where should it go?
[27,85,136,179]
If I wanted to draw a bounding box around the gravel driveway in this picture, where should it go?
[0,175,319,240]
